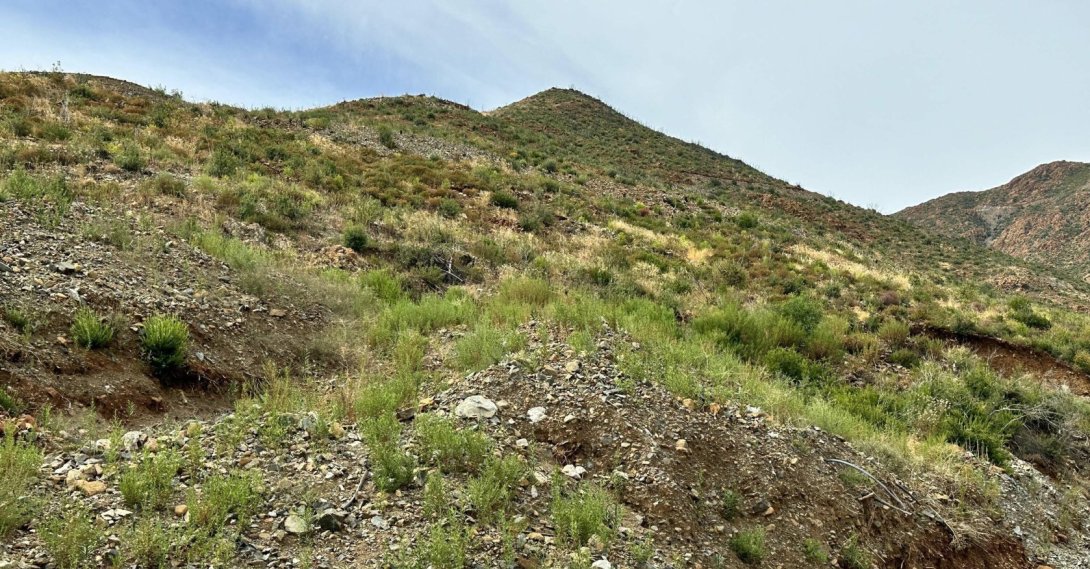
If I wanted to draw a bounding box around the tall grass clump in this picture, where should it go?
[141,314,189,373]
[551,483,617,547]
[0,433,42,536]
[70,307,119,349]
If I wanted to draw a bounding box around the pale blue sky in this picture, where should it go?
[2,1,1088,211]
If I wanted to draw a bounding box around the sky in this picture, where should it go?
[2,1,1089,212]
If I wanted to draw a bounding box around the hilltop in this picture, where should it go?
[898,161,1090,280]
[1,72,1089,568]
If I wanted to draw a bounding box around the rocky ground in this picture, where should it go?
[4,322,1084,567]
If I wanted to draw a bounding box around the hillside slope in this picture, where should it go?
[2,72,1090,568]
[898,161,1090,279]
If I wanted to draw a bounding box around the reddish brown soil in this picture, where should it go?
[449,327,1029,568]
[926,327,1090,396]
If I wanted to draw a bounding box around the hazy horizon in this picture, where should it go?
[3,1,1088,212]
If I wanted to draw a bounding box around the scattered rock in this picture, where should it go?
[455,395,497,419]
[54,261,78,274]
[122,430,147,451]
[591,560,612,569]
[527,407,547,424]
[174,504,188,517]
[75,480,107,496]
[561,464,586,479]
[284,514,309,535]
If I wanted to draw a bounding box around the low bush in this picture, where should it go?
[141,314,189,373]
[415,414,491,473]
[552,483,617,547]
[729,528,766,565]
[70,307,119,349]
[0,433,41,536]
[467,455,528,522]
[490,190,519,209]
[40,503,102,569]
[120,449,182,511]
[343,225,370,253]
[187,471,263,535]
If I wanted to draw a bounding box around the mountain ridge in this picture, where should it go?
[898,160,1090,278]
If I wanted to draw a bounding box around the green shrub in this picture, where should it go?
[370,443,416,492]
[187,471,263,535]
[125,517,176,568]
[147,173,186,197]
[206,147,239,177]
[779,295,824,333]
[765,347,811,383]
[359,269,405,303]
[0,433,41,536]
[70,307,118,349]
[420,517,467,568]
[423,471,449,518]
[552,484,617,547]
[114,142,146,172]
[803,538,829,564]
[877,320,910,347]
[490,190,519,209]
[734,211,759,229]
[2,304,34,334]
[0,389,21,415]
[437,198,462,219]
[377,125,397,149]
[343,225,370,253]
[888,348,920,368]
[40,503,102,569]
[1011,307,1051,330]
[141,314,189,372]
[415,414,491,473]
[729,528,766,565]
[720,488,741,520]
[467,455,527,522]
[839,536,871,569]
[120,450,182,511]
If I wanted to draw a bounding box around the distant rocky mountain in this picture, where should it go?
[898,161,1090,278]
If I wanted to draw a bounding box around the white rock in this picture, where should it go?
[527,407,547,423]
[122,431,147,451]
[592,560,612,569]
[455,396,497,419]
[284,514,309,534]
[562,464,586,479]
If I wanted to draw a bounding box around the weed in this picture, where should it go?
[2,304,34,334]
[343,225,370,253]
[423,470,449,518]
[141,314,189,372]
[187,471,263,535]
[146,173,187,197]
[490,190,519,209]
[467,455,527,522]
[632,537,656,567]
[378,125,397,149]
[125,517,176,568]
[70,307,118,349]
[370,443,416,492]
[40,503,102,569]
[720,488,741,520]
[839,535,871,569]
[802,538,829,564]
[877,320,910,347]
[114,141,146,172]
[119,449,182,511]
[552,483,617,547]
[729,528,766,565]
[420,516,467,568]
[415,414,491,473]
[0,432,41,536]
